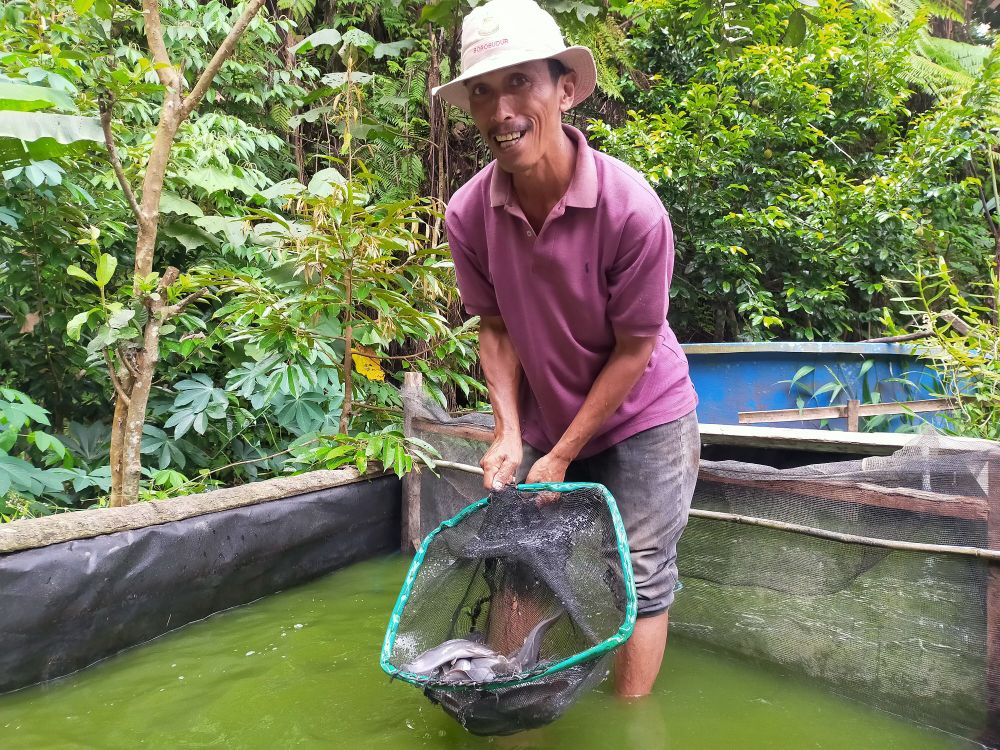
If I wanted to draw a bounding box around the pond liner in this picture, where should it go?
[0,473,400,695]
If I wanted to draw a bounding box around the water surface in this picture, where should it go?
[0,556,979,749]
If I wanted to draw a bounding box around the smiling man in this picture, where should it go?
[433,0,700,698]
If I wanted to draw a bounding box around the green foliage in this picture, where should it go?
[858,0,992,93]
[0,0,465,510]
[287,427,440,477]
[891,259,1000,440]
[591,0,1000,341]
[364,53,430,201]
[0,387,109,521]
[780,361,921,432]
[3,0,997,518]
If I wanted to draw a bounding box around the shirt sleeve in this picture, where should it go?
[606,212,674,337]
[446,216,501,318]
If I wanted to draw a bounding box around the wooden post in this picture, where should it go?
[846,400,860,432]
[400,372,423,554]
[986,452,1000,744]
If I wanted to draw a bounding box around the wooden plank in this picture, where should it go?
[0,466,380,554]
[740,405,848,422]
[401,372,424,553]
[738,398,957,425]
[412,416,494,444]
[701,423,912,455]
[700,423,997,456]
[846,399,860,432]
[699,467,989,521]
[856,398,957,416]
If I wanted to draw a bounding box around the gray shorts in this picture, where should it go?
[519,410,700,616]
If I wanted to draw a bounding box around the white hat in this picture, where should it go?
[431,0,597,112]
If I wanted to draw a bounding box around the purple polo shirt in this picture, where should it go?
[445,125,698,459]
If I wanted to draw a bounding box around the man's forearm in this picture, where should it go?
[479,316,523,439]
[550,334,656,463]
[478,317,525,488]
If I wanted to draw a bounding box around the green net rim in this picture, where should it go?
[379,481,638,692]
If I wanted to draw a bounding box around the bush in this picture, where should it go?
[591,0,999,342]
[892,258,1000,441]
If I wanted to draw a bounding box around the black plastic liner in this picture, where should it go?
[0,475,400,694]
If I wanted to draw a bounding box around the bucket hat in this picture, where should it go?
[431,0,597,112]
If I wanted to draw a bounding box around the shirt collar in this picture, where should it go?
[488,124,598,210]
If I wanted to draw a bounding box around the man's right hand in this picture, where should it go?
[480,434,522,490]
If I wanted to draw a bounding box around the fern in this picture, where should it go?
[857,0,992,96]
[919,0,967,23]
[270,103,292,131]
[902,51,970,92]
[361,53,430,202]
[278,0,315,22]
[860,0,965,24]
[566,16,629,100]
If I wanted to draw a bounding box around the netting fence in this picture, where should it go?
[400,375,1000,745]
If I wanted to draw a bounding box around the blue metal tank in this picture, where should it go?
[681,342,946,431]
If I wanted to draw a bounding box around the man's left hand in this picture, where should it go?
[524,452,570,485]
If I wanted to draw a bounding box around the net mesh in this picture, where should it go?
[382,484,634,735]
[402,387,1000,745]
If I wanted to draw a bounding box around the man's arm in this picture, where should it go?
[524,332,656,484]
[479,315,525,489]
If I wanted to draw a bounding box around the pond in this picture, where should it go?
[0,556,980,749]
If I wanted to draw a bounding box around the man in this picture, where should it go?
[433,0,700,698]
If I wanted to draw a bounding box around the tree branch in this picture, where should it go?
[154,266,209,318]
[158,266,181,294]
[863,330,932,344]
[181,0,269,118]
[103,349,132,406]
[969,156,1000,244]
[165,288,209,318]
[141,0,180,90]
[99,100,142,222]
[117,345,142,380]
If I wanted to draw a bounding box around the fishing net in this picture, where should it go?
[400,384,1000,746]
[380,483,636,735]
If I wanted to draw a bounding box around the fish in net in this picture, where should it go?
[380,483,637,735]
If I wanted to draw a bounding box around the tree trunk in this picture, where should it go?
[279,21,307,183]
[133,109,181,291]
[120,298,166,501]
[108,367,134,507]
[105,0,268,504]
[338,264,354,435]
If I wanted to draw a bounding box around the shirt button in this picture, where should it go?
[526,230,534,238]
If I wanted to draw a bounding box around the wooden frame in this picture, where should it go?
[738,398,957,432]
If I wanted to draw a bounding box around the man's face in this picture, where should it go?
[465,60,575,174]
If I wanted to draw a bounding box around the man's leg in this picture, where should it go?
[614,612,669,697]
[484,444,548,654]
[588,410,701,697]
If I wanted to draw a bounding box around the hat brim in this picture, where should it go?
[431,46,597,112]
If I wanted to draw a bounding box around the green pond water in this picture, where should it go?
[0,555,982,750]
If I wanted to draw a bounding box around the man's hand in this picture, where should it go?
[524,452,570,485]
[525,453,570,505]
[481,434,523,490]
